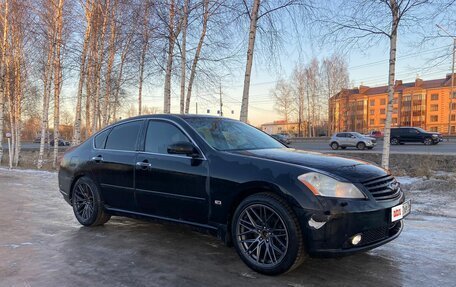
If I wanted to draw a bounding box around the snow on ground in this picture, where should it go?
[398,171,456,218]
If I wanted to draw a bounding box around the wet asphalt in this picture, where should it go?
[0,168,455,287]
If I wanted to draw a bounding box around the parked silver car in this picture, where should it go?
[329,132,376,150]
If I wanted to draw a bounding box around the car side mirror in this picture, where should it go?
[168,141,200,158]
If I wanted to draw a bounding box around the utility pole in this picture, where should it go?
[437,24,455,139]
[219,83,223,117]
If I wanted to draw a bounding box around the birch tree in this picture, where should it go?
[184,0,210,114]
[320,0,432,169]
[163,0,177,114]
[238,0,312,123]
[52,0,64,168]
[271,79,295,122]
[0,0,9,164]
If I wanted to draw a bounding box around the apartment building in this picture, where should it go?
[329,74,456,134]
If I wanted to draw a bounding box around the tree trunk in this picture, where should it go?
[179,0,188,114]
[37,43,54,169]
[102,0,117,126]
[0,0,8,164]
[240,0,260,123]
[138,1,150,116]
[53,0,64,168]
[163,0,176,114]
[381,1,399,169]
[184,0,209,114]
[72,12,92,145]
[113,34,132,122]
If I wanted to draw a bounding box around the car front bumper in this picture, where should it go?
[295,196,408,257]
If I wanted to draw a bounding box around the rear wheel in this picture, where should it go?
[232,193,306,275]
[72,177,111,226]
[390,138,399,145]
[424,138,433,145]
[356,142,366,150]
[330,142,339,150]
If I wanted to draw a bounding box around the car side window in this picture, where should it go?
[336,133,345,137]
[145,121,191,154]
[410,129,419,134]
[94,128,111,149]
[105,121,142,151]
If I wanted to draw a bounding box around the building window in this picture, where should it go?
[393,108,398,114]
[370,110,374,115]
[452,126,456,133]
[380,118,386,124]
[380,109,385,114]
[430,115,438,122]
[430,104,439,112]
[452,103,456,110]
[393,98,398,104]
[392,118,397,124]
[370,99,375,106]
[370,119,374,125]
[430,127,438,132]
[452,114,456,121]
[453,92,456,99]
[431,94,439,100]
[380,98,386,105]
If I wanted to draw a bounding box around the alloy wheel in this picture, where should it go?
[236,204,289,267]
[73,182,95,221]
[424,138,432,145]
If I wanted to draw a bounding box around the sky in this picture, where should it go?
[137,28,454,127]
[59,3,456,127]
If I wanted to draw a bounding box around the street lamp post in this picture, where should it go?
[436,24,455,139]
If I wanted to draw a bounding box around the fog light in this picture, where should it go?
[351,234,362,245]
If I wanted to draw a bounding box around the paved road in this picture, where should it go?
[2,140,456,155]
[290,139,456,155]
[0,168,455,287]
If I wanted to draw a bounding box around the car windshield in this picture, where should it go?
[415,127,427,133]
[185,117,285,151]
[351,132,364,137]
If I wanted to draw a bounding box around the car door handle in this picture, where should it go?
[91,155,103,163]
[136,161,151,169]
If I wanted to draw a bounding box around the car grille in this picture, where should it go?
[371,139,377,144]
[361,175,401,201]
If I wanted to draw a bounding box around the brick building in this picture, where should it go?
[329,74,456,134]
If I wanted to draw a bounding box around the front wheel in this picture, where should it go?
[356,142,366,150]
[72,176,111,226]
[424,138,433,145]
[330,142,339,150]
[232,193,306,275]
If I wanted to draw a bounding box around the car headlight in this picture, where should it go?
[366,140,372,144]
[298,172,366,199]
[432,134,438,138]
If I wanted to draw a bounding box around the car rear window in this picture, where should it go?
[94,128,111,149]
[105,121,142,151]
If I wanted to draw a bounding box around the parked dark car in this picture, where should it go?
[390,127,443,145]
[50,139,70,146]
[58,115,410,275]
[271,133,291,145]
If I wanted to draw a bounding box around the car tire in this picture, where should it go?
[390,138,399,145]
[72,176,111,226]
[356,142,366,150]
[231,193,306,275]
[424,138,433,145]
[330,142,339,150]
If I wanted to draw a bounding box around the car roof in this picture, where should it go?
[113,114,235,125]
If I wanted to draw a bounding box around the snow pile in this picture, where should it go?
[398,172,456,218]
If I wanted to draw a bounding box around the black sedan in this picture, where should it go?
[58,115,410,275]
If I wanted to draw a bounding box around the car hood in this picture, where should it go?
[228,148,388,183]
